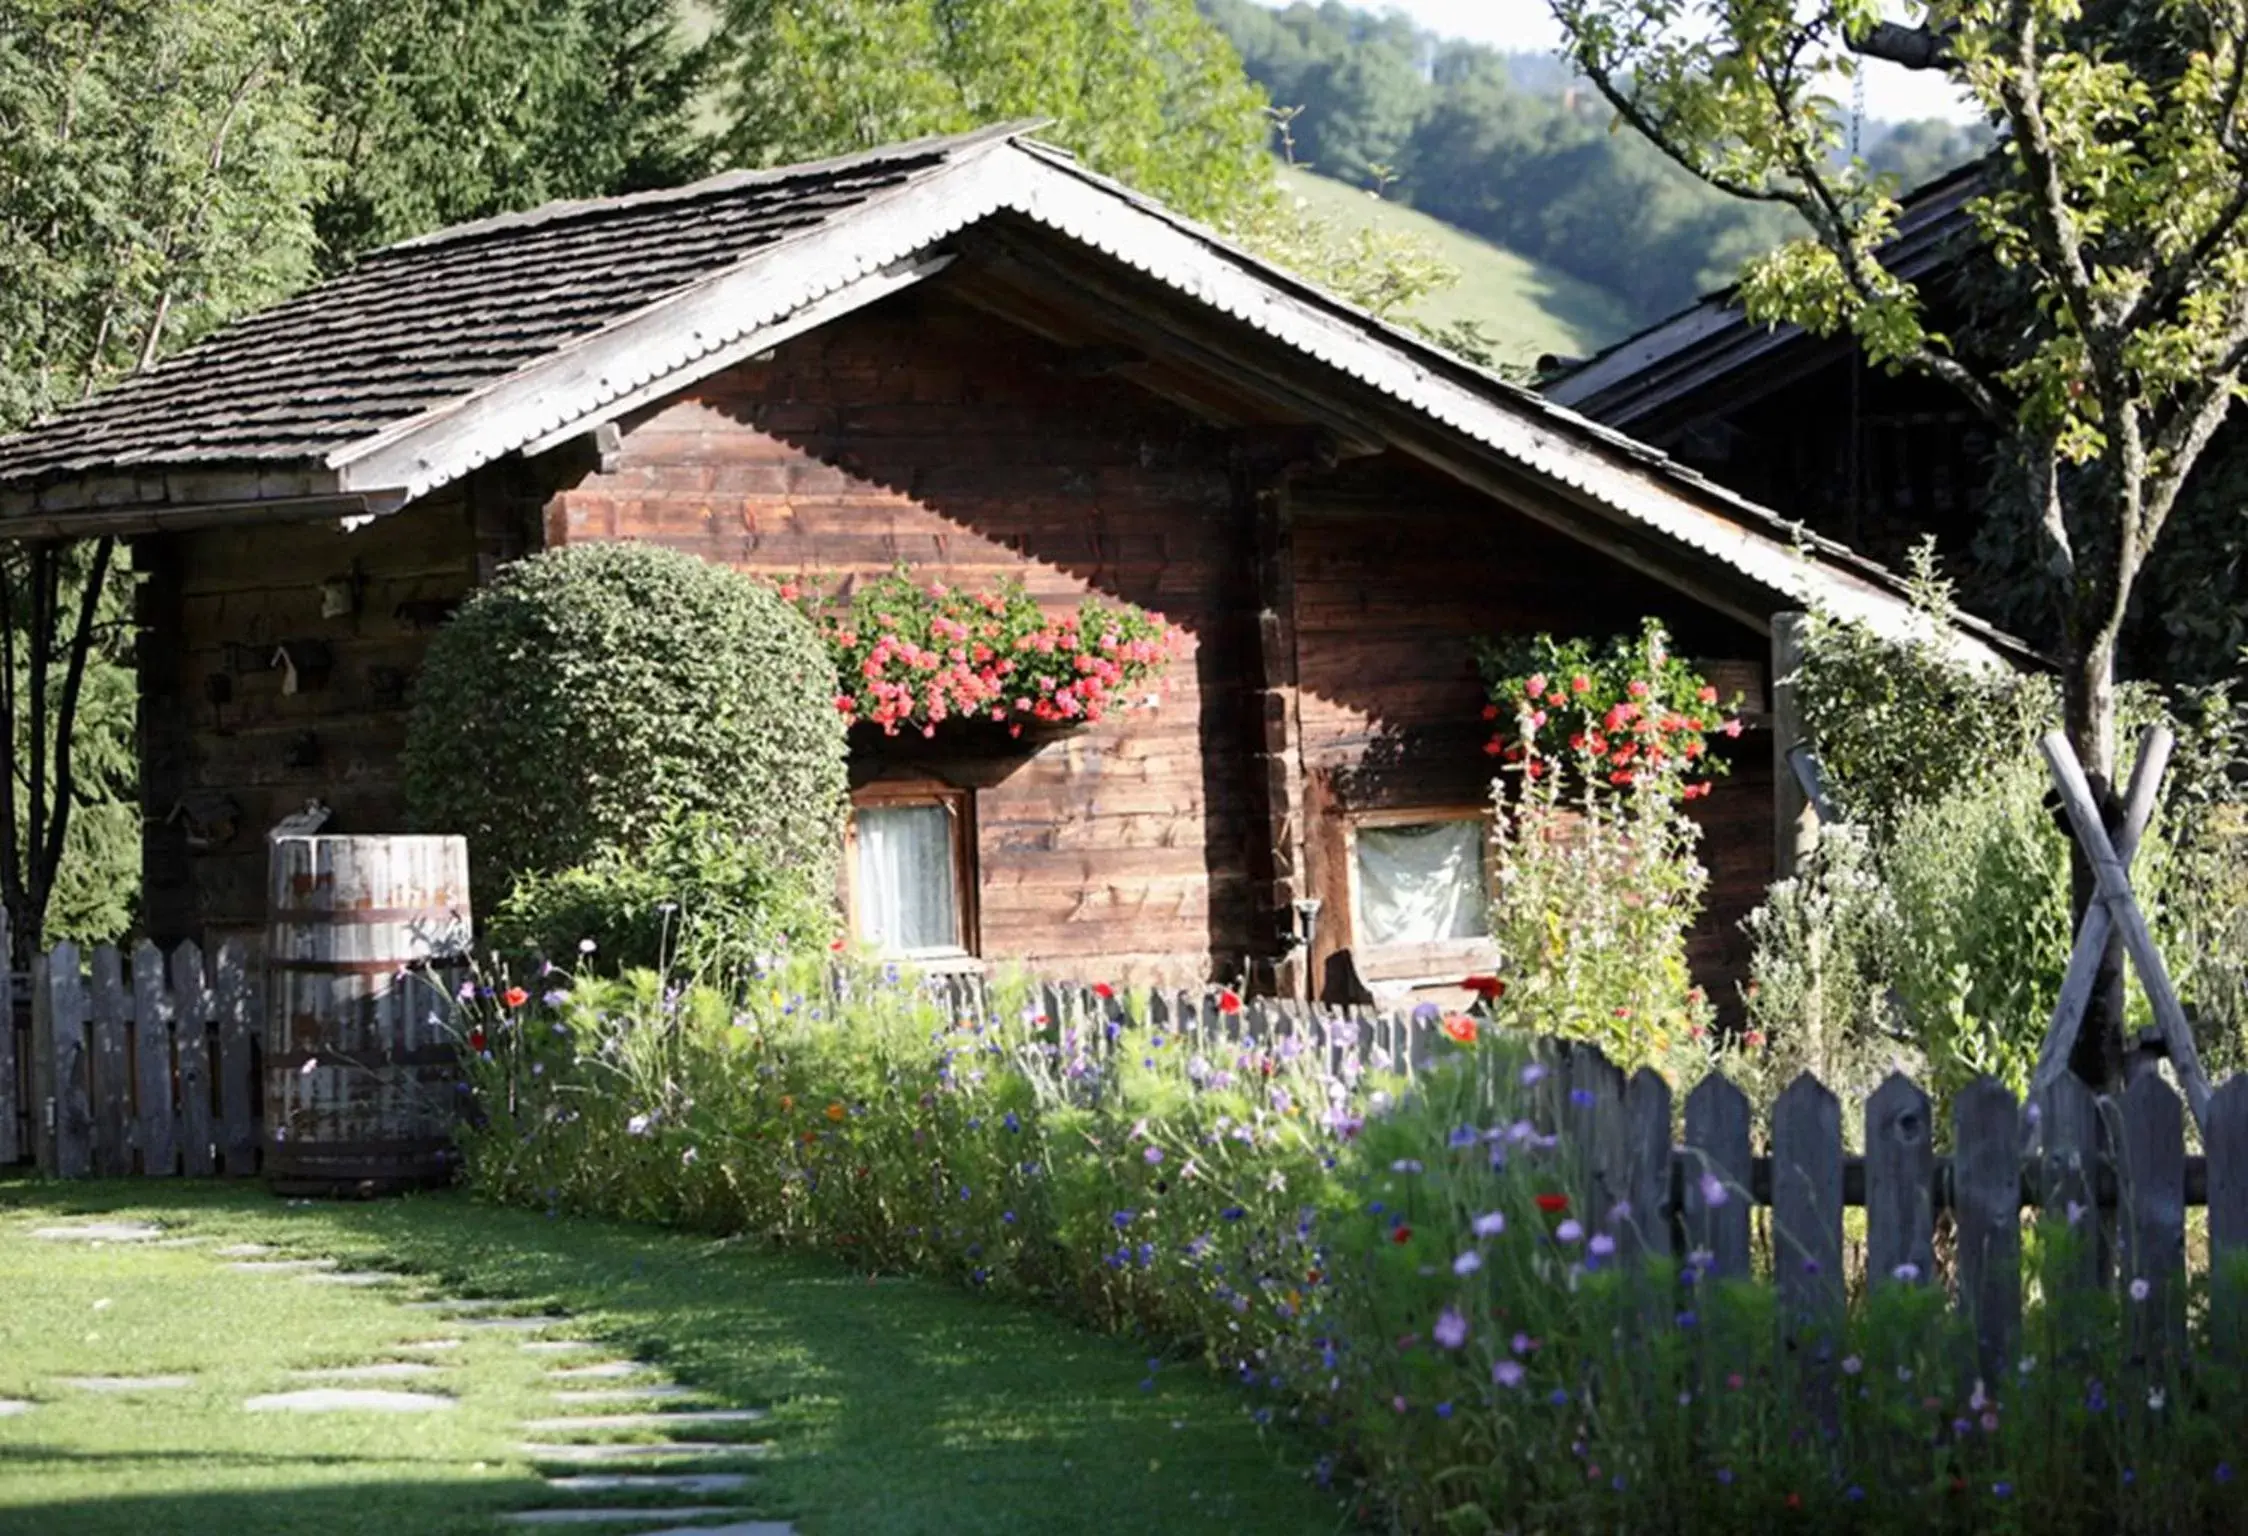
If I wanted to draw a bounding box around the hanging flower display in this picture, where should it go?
[782,570,1180,738]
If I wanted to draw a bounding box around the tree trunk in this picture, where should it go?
[2063,635,2127,1093]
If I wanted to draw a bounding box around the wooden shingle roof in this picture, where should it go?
[0,135,972,484]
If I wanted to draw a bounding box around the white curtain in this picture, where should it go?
[856,804,960,953]
[1355,820,1487,945]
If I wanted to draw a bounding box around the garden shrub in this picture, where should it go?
[402,542,848,904]
[489,806,835,983]
[455,966,2248,1533]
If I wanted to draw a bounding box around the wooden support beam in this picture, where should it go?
[1243,460,1310,1000]
[1771,612,1816,878]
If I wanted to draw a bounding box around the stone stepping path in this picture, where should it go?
[244,1387,456,1414]
[394,1339,464,1352]
[212,1243,271,1256]
[226,1257,336,1273]
[552,1386,694,1404]
[461,1315,571,1331]
[32,1222,163,1242]
[301,1271,400,1286]
[541,1474,754,1495]
[405,1297,512,1313]
[520,1409,765,1432]
[497,1508,735,1527]
[518,1441,758,1465]
[0,1401,31,1417]
[290,1362,448,1381]
[611,1524,791,1536]
[57,1375,192,1393]
[548,1361,657,1380]
[521,1340,598,1355]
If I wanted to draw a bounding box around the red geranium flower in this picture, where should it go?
[1534,1193,1569,1215]
[1441,1013,1478,1046]
[1093,982,1115,1000]
[1461,974,1506,1002]
[1217,988,1243,1015]
[501,986,528,1010]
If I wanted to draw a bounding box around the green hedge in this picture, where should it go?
[403,542,848,906]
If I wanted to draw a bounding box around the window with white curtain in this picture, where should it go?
[851,798,966,955]
[1353,817,1489,947]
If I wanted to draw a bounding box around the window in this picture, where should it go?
[1352,815,1489,947]
[847,783,975,960]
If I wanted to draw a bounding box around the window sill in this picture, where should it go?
[1352,937,1501,988]
[887,950,985,977]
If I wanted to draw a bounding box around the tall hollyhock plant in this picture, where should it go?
[1470,621,1739,1074]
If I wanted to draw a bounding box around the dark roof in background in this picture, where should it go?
[0,131,1014,486]
[1542,160,1985,430]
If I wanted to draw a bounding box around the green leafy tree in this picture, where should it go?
[710,0,1271,223]
[311,0,710,264]
[1550,0,2248,1087]
[0,0,328,956]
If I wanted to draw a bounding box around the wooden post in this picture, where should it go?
[1864,1072,1935,1290]
[1771,612,1819,879]
[88,945,131,1177]
[1249,470,1310,1001]
[2208,1076,2248,1358]
[215,941,259,1176]
[2121,1073,2188,1371]
[0,908,15,1166]
[173,941,215,1177]
[1953,1077,2022,1387]
[131,939,177,1176]
[2037,1073,2111,1296]
[1682,1073,1753,1279]
[42,942,91,1178]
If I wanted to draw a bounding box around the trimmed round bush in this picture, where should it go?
[403,542,847,905]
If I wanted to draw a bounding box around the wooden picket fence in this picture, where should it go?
[3,911,263,1179]
[939,977,2248,1376]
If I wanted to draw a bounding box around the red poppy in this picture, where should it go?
[1534,1193,1569,1215]
[1461,974,1506,1002]
[1092,982,1115,1000]
[466,1028,486,1052]
[1217,989,1243,1015]
[501,986,529,1010]
[1440,1013,1478,1046]
[1391,1225,1413,1244]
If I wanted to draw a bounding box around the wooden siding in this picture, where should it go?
[139,491,485,956]
[542,291,1258,986]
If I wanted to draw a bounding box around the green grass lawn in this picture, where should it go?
[1276,165,1632,367]
[0,1180,1353,1536]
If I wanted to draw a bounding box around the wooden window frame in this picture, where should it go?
[844,779,981,971]
[1343,804,1500,984]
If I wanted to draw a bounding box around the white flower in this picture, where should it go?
[626,1113,654,1137]
[2129,1277,2151,1302]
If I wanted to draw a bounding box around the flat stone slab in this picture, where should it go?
[226,1258,337,1273]
[146,1236,210,1248]
[244,1388,455,1413]
[394,1339,463,1352]
[0,1401,32,1417]
[553,1387,695,1404]
[300,1271,398,1286]
[541,1474,753,1495]
[548,1361,656,1380]
[460,1315,571,1331]
[521,1410,767,1432]
[403,1297,510,1313]
[58,1376,193,1392]
[213,1243,271,1256]
[629,1524,793,1536]
[519,1442,758,1465]
[521,1340,598,1354]
[31,1222,163,1242]
[497,1509,735,1527]
[290,1362,446,1381]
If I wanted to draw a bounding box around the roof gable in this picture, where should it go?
[0,126,2019,666]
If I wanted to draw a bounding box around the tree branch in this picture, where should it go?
[1852,21,1952,71]
[37,538,115,905]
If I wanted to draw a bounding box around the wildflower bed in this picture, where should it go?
[462,965,2248,1534]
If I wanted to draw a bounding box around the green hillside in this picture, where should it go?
[1275,165,1632,367]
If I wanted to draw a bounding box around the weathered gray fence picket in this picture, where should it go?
[938,973,2248,1376]
[25,937,260,1178]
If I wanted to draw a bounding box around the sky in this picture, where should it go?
[1251,0,1980,124]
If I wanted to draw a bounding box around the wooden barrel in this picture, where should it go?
[264,835,472,1196]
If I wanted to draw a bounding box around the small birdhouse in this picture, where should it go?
[166,792,240,851]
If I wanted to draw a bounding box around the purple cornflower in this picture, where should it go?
[1433,1308,1468,1349]
[1453,1251,1482,1276]
[1492,1360,1524,1388]
[1472,1211,1506,1237]
[1143,1146,1164,1165]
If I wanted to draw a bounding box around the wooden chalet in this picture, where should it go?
[1543,163,1994,583]
[0,125,2012,1007]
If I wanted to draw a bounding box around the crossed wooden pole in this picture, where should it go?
[1788,724,2212,1129]
[2031,725,2213,1128]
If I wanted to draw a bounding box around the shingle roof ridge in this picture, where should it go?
[382,119,1049,256]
